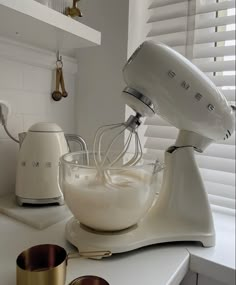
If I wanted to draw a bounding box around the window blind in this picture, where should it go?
[144,0,236,214]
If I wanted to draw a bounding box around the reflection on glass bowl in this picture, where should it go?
[60,152,163,231]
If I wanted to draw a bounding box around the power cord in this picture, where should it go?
[0,105,19,144]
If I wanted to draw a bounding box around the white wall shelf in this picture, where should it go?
[0,0,101,57]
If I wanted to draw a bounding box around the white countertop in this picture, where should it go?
[187,212,235,285]
[0,211,235,285]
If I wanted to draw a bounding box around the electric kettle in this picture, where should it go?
[15,122,87,206]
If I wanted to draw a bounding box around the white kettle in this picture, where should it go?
[15,122,87,206]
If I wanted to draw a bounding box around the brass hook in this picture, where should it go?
[73,0,80,7]
[56,51,63,68]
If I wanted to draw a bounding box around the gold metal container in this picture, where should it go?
[17,244,67,285]
[16,244,111,285]
[69,276,109,285]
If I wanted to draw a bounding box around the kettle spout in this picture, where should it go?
[18,132,27,147]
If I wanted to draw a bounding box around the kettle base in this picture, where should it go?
[16,196,64,207]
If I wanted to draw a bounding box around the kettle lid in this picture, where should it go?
[29,122,63,133]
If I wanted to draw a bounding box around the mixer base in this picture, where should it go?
[16,196,64,206]
[65,210,215,254]
[66,147,216,254]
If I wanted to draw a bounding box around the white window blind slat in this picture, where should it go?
[143,0,236,213]
[196,0,235,15]
[193,45,236,58]
[171,45,186,55]
[201,168,235,187]
[149,0,186,9]
[149,31,236,47]
[194,59,235,72]
[195,30,236,44]
[147,17,187,37]
[145,137,235,160]
[144,145,235,174]
[211,205,235,216]
[149,0,236,14]
[149,15,236,38]
[143,149,165,162]
[144,124,236,145]
[196,155,235,173]
[199,143,235,160]
[148,31,187,46]
[196,15,236,30]
[145,137,175,150]
[207,74,235,86]
[205,181,235,200]
[144,149,235,186]
[144,125,178,139]
[208,194,235,210]
[219,89,236,101]
[145,115,235,146]
[148,2,188,23]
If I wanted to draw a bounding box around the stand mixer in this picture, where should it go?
[65,41,235,253]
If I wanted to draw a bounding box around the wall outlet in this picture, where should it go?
[0,101,11,125]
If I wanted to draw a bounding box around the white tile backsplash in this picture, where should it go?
[0,114,24,140]
[23,65,53,93]
[0,58,23,90]
[0,139,18,195]
[0,43,77,196]
[22,113,53,131]
[0,90,49,115]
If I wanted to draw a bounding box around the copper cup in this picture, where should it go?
[69,276,110,285]
[16,244,111,285]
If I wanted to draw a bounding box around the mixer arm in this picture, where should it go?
[175,130,214,153]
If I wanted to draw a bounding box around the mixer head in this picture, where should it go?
[122,41,235,145]
[94,41,235,170]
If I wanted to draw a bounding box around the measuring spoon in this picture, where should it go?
[52,68,63,101]
[60,68,68,98]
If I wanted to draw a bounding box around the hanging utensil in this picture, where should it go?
[60,67,68,98]
[52,67,62,101]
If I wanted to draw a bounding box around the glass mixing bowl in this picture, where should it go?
[60,151,163,231]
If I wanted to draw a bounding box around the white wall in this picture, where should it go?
[0,37,77,196]
[126,0,150,150]
[0,0,130,195]
[75,0,129,150]
[128,0,149,57]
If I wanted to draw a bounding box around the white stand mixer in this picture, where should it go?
[65,42,235,253]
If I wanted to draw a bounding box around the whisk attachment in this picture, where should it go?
[124,113,142,130]
[93,113,143,169]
